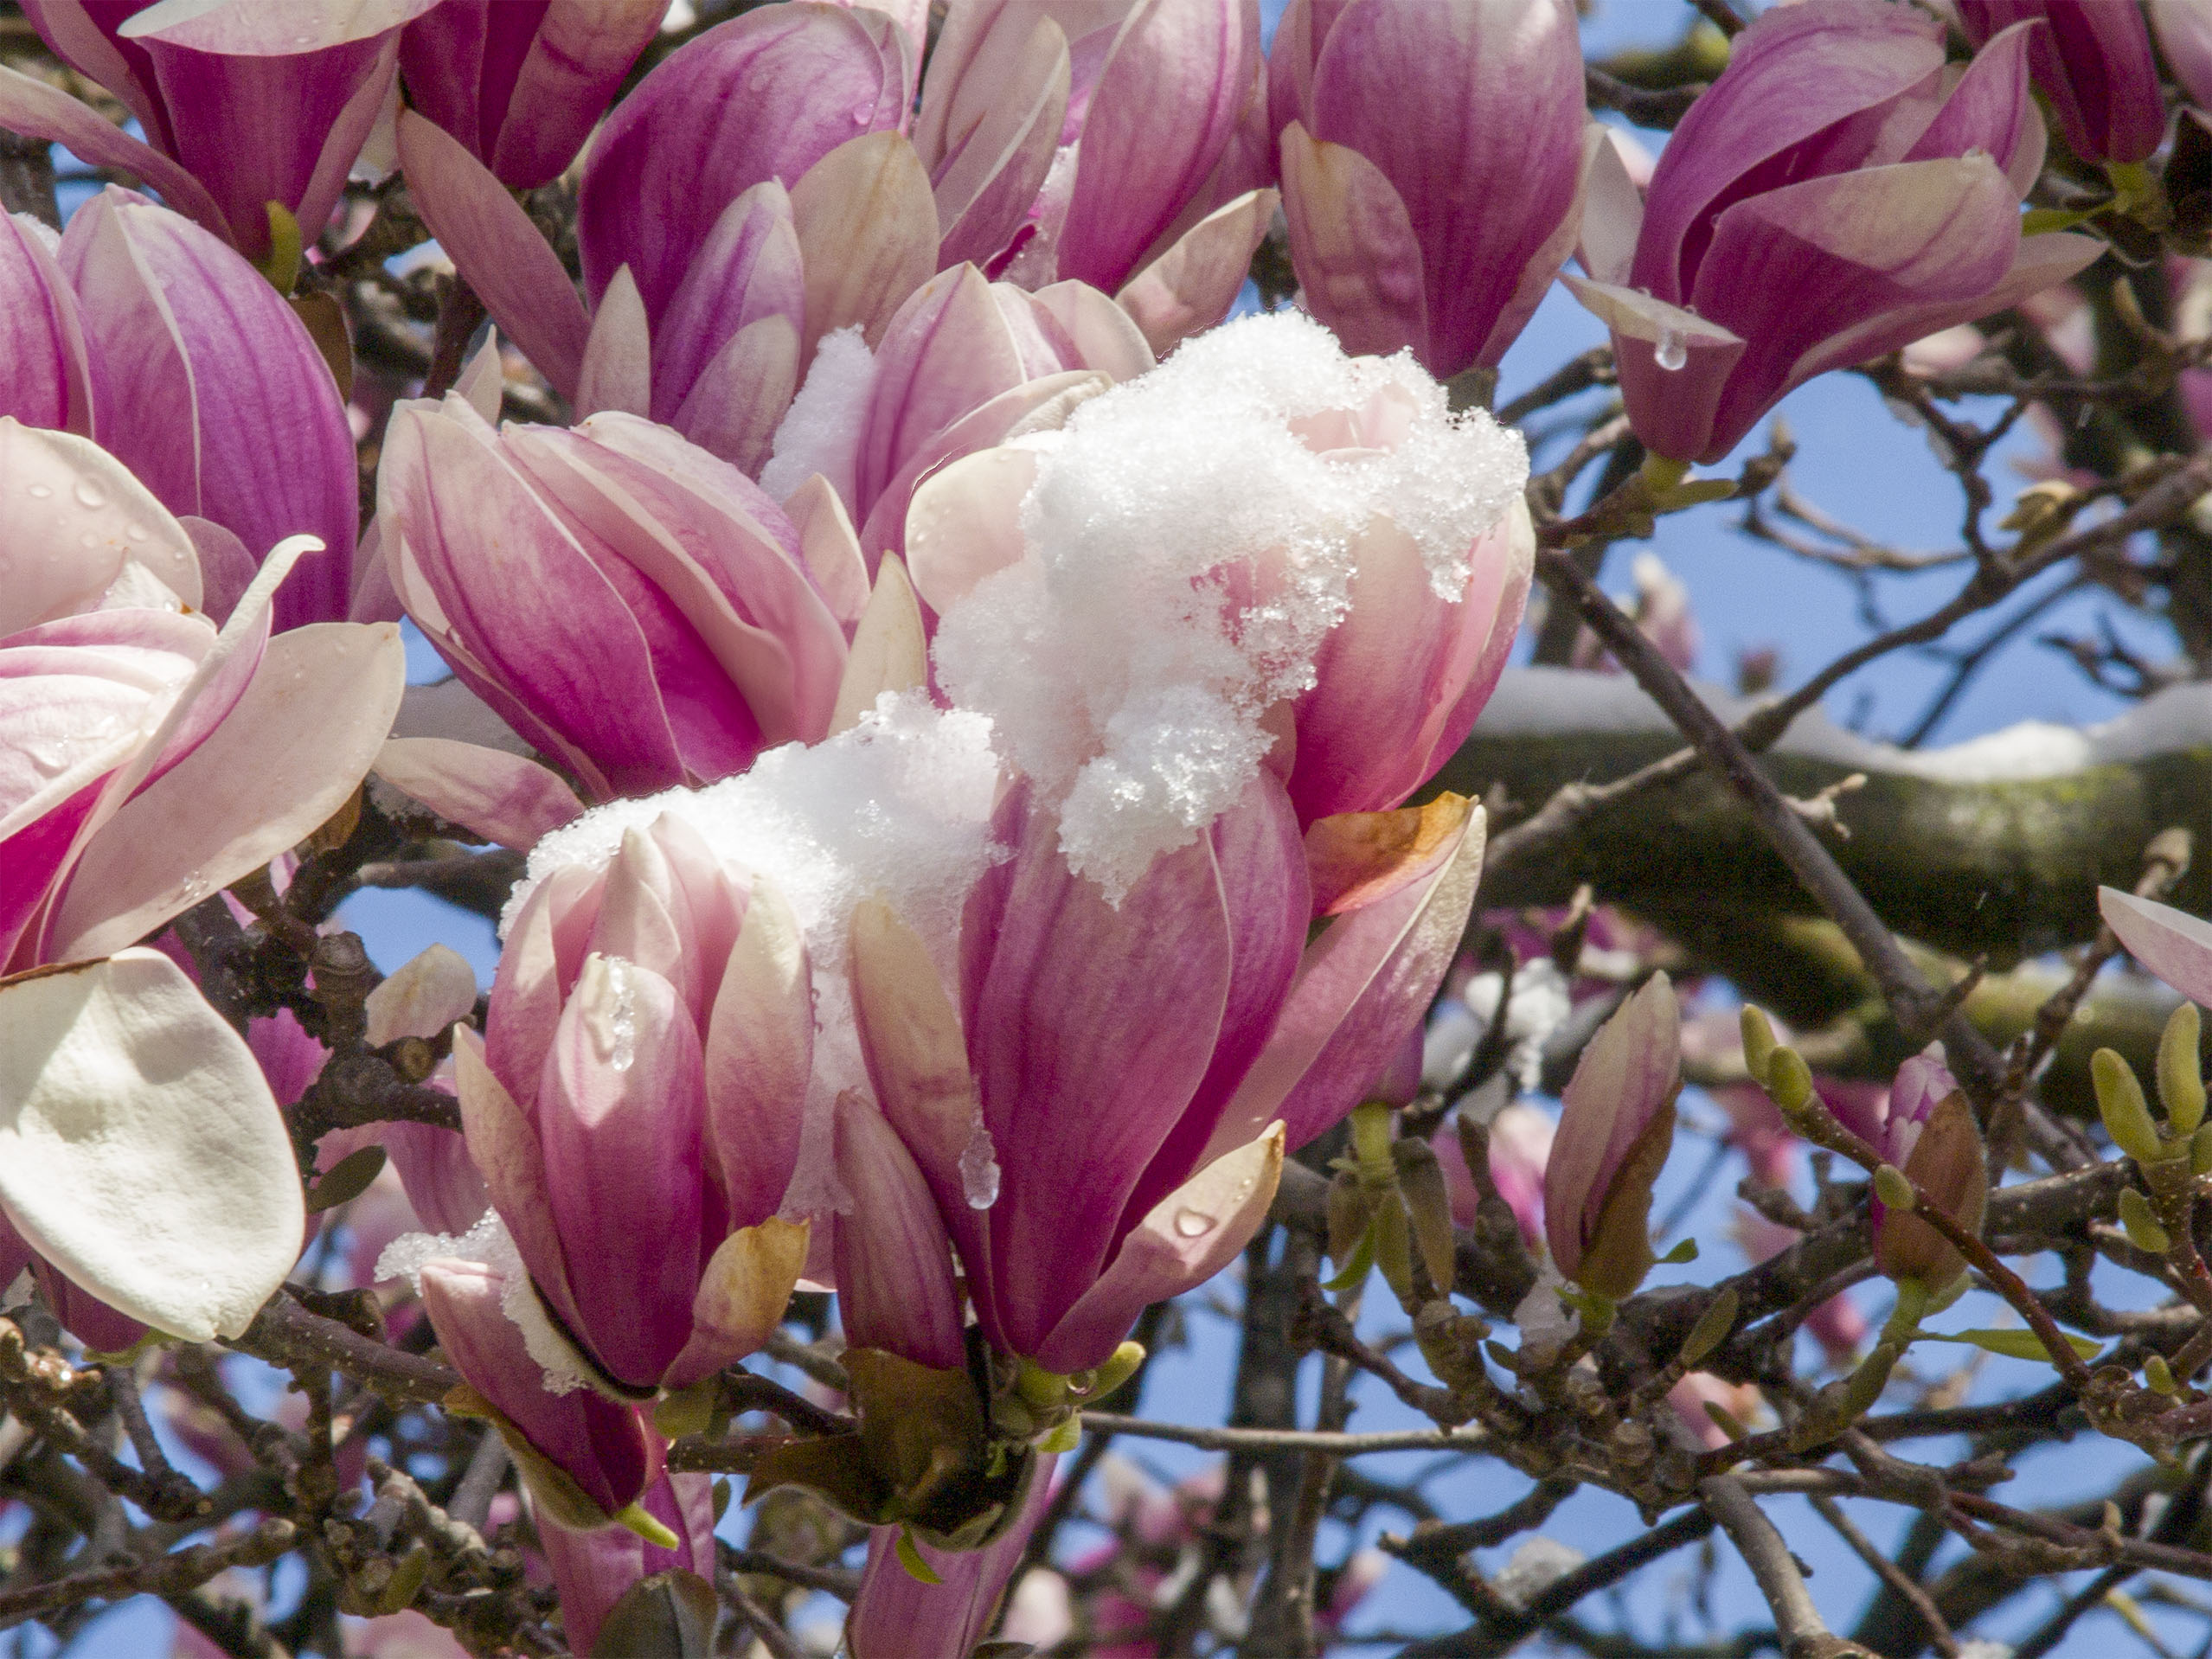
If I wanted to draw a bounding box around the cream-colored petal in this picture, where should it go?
[0,949,304,1340]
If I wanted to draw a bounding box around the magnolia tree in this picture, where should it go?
[12,0,2212,1655]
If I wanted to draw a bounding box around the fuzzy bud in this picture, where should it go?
[2094,1047,2167,1164]
[2160,1002,2206,1138]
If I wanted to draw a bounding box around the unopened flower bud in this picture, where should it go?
[2119,1187,2173,1254]
[1326,1170,1375,1273]
[1739,1006,1779,1086]
[1872,1093,1986,1291]
[2146,1353,2180,1396]
[2094,1047,2167,1164]
[2195,1122,2212,1175]
[1395,1137,1459,1295]
[1087,1342,1144,1402]
[2161,1003,2206,1138]
[1766,1046,1815,1122]
[1872,1165,1917,1211]
[1677,1286,1741,1370]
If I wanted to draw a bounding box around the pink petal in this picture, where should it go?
[0,61,228,240]
[1038,1124,1283,1372]
[833,1090,965,1368]
[1279,125,1425,361]
[396,109,590,400]
[1059,0,1258,292]
[51,618,407,958]
[371,736,583,849]
[1208,795,1484,1159]
[2103,889,2212,1009]
[789,131,939,368]
[1116,186,1275,357]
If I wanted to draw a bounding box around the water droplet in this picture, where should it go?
[73,478,106,509]
[26,482,51,499]
[23,739,69,775]
[1654,328,1687,372]
[959,1118,1001,1209]
[124,521,151,542]
[80,532,101,548]
[177,871,210,904]
[1172,1208,1214,1239]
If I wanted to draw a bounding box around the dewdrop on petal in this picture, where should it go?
[930,308,1528,900]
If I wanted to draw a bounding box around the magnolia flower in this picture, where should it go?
[977,0,1267,302]
[1956,0,2166,165]
[1436,1102,1553,1251]
[398,1,665,189]
[1567,0,2100,464]
[1273,0,1588,377]
[1846,1045,1987,1291]
[454,813,813,1396]
[1544,974,1682,1301]
[378,399,849,798]
[911,307,1529,874]
[0,190,359,628]
[10,0,438,260]
[0,422,402,974]
[854,775,1485,1374]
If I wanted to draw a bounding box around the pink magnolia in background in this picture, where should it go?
[1568,0,2101,464]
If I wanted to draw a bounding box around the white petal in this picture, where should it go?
[0,948,305,1340]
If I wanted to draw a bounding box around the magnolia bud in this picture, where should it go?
[2146,1353,2179,1395]
[2161,1002,2206,1138]
[2119,1187,2172,1254]
[1678,1286,1741,1369]
[1872,1165,1917,1211]
[2094,1047,2166,1164]
[1766,1046,1815,1121]
[1395,1137,1459,1294]
[1740,1005,1779,1086]
[2195,1123,2212,1175]
[1873,1093,1986,1290]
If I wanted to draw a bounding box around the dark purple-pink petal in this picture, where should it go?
[965,791,1235,1358]
[1632,0,1947,302]
[576,3,908,322]
[538,956,708,1392]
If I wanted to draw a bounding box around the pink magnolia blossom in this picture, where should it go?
[1862,1045,1988,1290]
[0,421,403,975]
[1957,0,2166,164]
[853,782,1484,1372]
[0,190,359,628]
[1544,974,1682,1300]
[398,1,665,189]
[11,0,439,260]
[1435,1102,1553,1250]
[455,812,814,1396]
[377,399,849,798]
[1567,0,2100,464]
[1273,0,1588,376]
